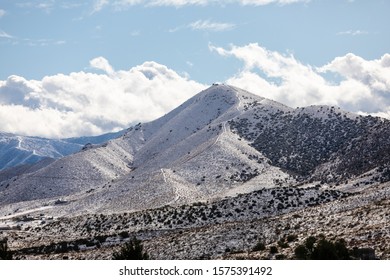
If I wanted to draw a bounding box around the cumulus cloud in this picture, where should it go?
[0,60,205,138]
[319,53,390,92]
[210,43,390,118]
[3,44,388,139]
[90,56,115,75]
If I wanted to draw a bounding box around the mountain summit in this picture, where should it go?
[1,84,389,217]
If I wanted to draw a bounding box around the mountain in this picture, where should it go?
[0,85,292,215]
[0,130,125,171]
[1,84,390,217]
[1,84,389,260]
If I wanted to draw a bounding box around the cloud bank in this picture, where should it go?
[0,60,205,138]
[210,43,390,118]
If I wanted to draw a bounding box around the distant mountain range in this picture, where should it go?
[0,130,125,171]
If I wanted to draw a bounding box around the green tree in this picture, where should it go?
[112,236,149,260]
[0,238,13,260]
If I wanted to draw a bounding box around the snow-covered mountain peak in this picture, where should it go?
[0,84,294,214]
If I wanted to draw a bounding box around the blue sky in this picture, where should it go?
[1,0,389,81]
[0,0,390,138]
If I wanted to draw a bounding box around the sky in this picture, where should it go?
[0,0,389,138]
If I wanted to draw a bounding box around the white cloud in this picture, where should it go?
[210,43,390,118]
[91,0,110,14]
[0,9,6,18]
[0,30,66,46]
[16,1,56,13]
[169,19,235,33]
[0,29,13,38]
[189,20,235,32]
[110,0,309,9]
[319,53,390,95]
[130,30,140,36]
[0,60,205,138]
[2,45,389,140]
[238,0,309,5]
[147,0,210,6]
[90,57,115,75]
[337,30,368,36]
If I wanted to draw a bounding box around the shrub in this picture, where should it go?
[270,246,278,254]
[252,241,266,252]
[112,236,149,260]
[0,238,13,260]
[275,254,286,260]
[277,239,289,248]
[287,234,298,243]
[294,244,308,260]
[294,235,351,260]
[119,231,130,239]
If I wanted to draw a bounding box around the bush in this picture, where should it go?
[270,246,278,254]
[0,238,13,260]
[294,235,351,260]
[277,239,289,248]
[287,234,297,243]
[112,236,149,260]
[119,231,130,239]
[252,241,266,252]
